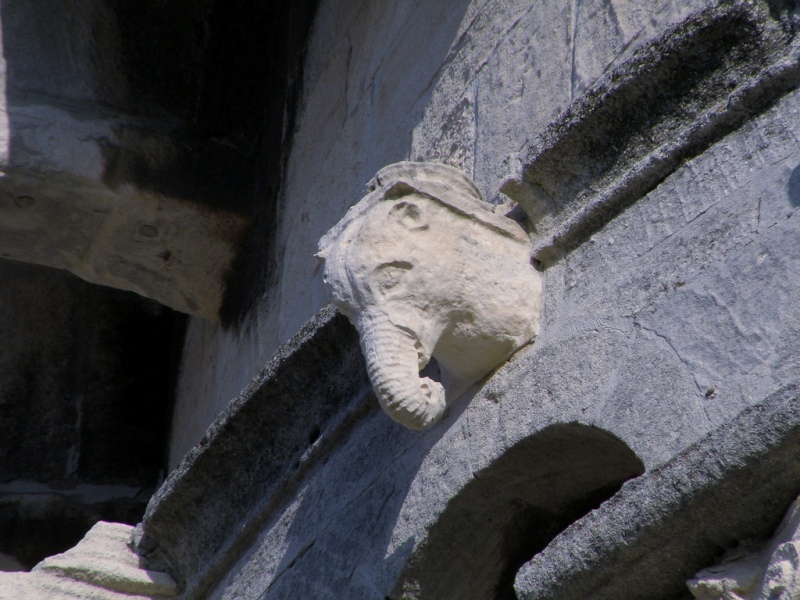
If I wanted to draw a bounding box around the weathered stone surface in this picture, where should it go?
[135,1,800,598]
[0,166,251,319]
[0,0,321,319]
[317,162,541,429]
[0,521,176,599]
[135,306,371,597]
[392,423,644,599]
[509,42,800,600]
[501,0,800,264]
[513,383,800,600]
[0,0,261,318]
[169,0,718,457]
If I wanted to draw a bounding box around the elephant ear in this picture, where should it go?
[388,200,429,231]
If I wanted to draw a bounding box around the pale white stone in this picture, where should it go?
[0,521,177,599]
[317,161,542,430]
[688,497,800,600]
[0,164,249,319]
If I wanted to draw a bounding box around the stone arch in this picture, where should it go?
[391,423,644,599]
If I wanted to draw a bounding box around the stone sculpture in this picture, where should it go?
[688,496,800,599]
[317,162,542,430]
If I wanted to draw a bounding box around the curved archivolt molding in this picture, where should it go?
[391,423,644,599]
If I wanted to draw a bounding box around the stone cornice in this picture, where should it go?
[501,0,800,263]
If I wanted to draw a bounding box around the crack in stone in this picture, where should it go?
[569,0,580,102]
[633,320,713,430]
[263,538,317,596]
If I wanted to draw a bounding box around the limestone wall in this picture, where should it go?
[4,0,800,597]
[168,0,710,466]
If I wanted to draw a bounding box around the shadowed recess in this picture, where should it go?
[788,163,800,207]
[391,423,644,600]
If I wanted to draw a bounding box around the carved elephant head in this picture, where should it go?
[317,162,542,430]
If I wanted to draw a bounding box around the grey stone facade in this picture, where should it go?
[2,0,800,598]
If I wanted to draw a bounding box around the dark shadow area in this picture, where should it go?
[392,424,644,600]
[107,0,320,327]
[216,0,320,327]
[0,495,99,570]
[0,0,319,325]
[788,163,800,207]
[0,260,185,568]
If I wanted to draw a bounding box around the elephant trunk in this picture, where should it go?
[358,315,446,430]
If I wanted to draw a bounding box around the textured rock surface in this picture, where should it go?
[509,24,800,597]
[0,0,260,318]
[502,0,800,263]
[168,0,715,462]
[513,383,800,600]
[0,521,176,599]
[135,307,371,598]
[137,7,800,596]
[688,497,800,600]
[318,161,541,429]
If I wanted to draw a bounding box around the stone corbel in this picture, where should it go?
[317,162,542,430]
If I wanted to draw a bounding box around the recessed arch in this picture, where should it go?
[391,423,644,599]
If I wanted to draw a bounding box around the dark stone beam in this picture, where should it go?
[501,0,800,264]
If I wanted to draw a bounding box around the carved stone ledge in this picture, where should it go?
[0,164,251,319]
[514,383,800,599]
[501,0,800,263]
[134,306,372,599]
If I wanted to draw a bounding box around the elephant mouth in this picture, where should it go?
[358,317,448,430]
[403,325,433,373]
[401,325,445,389]
[419,355,442,386]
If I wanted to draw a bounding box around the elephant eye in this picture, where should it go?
[375,260,413,291]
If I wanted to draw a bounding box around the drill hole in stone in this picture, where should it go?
[308,426,321,446]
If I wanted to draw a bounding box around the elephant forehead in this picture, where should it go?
[351,214,422,250]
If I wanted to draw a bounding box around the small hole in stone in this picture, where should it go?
[308,426,321,445]
[14,195,35,208]
[139,224,159,238]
